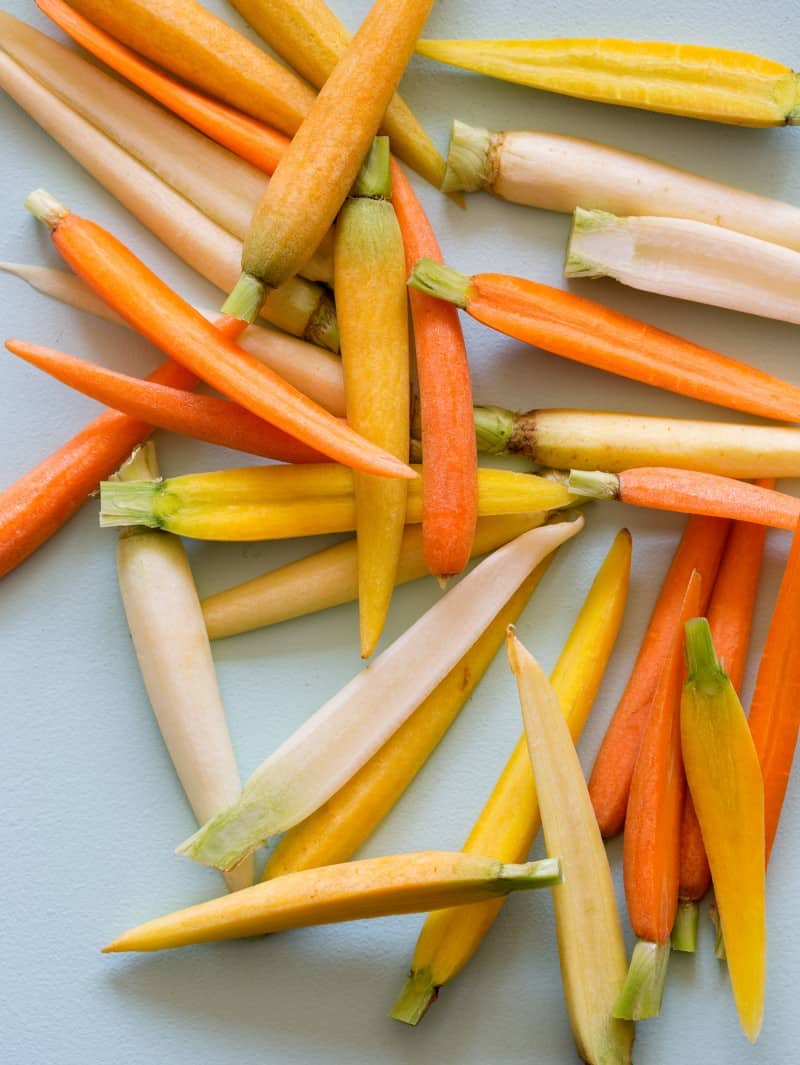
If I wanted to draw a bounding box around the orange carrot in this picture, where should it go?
[748,515,800,862]
[5,339,325,464]
[589,515,729,837]
[615,570,702,1019]
[409,260,800,422]
[36,0,290,176]
[27,190,413,482]
[389,159,477,579]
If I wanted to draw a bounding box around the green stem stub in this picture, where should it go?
[671,899,699,953]
[442,120,494,194]
[25,188,69,229]
[473,405,515,454]
[222,272,267,324]
[100,480,161,528]
[408,258,471,309]
[684,617,728,694]
[709,902,728,961]
[352,136,391,200]
[567,468,620,500]
[613,938,671,1020]
[390,968,437,1026]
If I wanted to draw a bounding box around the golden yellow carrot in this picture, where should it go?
[99,465,575,541]
[103,851,562,953]
[263,549,555,878]
[391,529,631,1024]
[334,139,410,656]
[224,0,436,320]
[416,37,800,127]
[64,0,315,136]
[681,619,766,1043]
[228,0,446,190]
[203,514,547,640]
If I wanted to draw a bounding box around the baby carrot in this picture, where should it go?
[5,339,325,464]
[37,0,291,175]
[409,260,800,423]
[390,159,478,580]
[588,516,729,837]
[27,190,412,481]
[615,571,702,1020]
[225,0,436,320]
[335,140,410,656]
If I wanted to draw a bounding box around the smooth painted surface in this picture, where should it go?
[1,1,799,1062]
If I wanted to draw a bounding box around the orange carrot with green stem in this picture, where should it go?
[37,0,291,176]
[672,488,772,952]
[5,340,325,465]
[588,516,729,837]
[26,190,413,482]
[408,260,800,422]
[615,571,702,1021]
[390,159,477,579]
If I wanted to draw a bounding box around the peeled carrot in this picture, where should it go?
[5,340,325,464]
[390,160,477,580]
[588,515,729,837]
[615,571,702,1020]
[27,190,413,482]
[409,260,800,423]
[37,0,291,175]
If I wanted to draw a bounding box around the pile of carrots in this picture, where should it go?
[3,0,800,1060]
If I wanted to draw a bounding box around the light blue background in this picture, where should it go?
[2,1,800,1062]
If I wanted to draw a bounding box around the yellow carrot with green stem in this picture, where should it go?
[335,139,410,657]
[224,0,436,322]
[392,529,630,1024]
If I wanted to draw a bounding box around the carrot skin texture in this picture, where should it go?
[624,571,702,944]
[39,206,412,480]
[5,340,325,464]
[589,515,729,837]
[390,160,477,579]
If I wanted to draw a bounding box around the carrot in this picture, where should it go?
[615,570,702,1020]
[27,190,413,482]
[748,515,800,862]
[571,467,800,529]
[37,0,291,176]
[409,260,800,423]
[588,515,729,837]
[5,339,326,464]
[390,160,478,580]
[225,0,436,321]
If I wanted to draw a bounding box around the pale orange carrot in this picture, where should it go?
[389,159,477,579]
[588,515,729,837]
[27,190,413,481]
[5,339,325,464]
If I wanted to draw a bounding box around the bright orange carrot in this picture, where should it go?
[389,160,477,579]
[27,191,413,482]
[37,0,290,176]
[588,515,729,837]
[615,571,702,1020]
[748,516,800,862]
[5,339,326,464]
[409,260,800,423]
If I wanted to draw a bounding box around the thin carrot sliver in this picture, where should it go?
[589,515,729,837]
[390,159,477,578]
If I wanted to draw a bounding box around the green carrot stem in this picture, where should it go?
[352,136,391,199]
[473,405,515,454]
[613,938,671,1020]
[684,616,726,690]
[391,967,437,1025]
[100,480,162,528]
[441,120,494,194]
[568,469,621,500]
[671,899,699,953]
[24,187,69,228]
[408,258,471,309]
[709,902,728,961]
[222,271,267,322]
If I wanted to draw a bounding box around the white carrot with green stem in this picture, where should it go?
[112,443,253,892]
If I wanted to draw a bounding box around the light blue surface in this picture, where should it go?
[2,0,799,1062]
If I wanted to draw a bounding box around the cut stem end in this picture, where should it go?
[613,938,671,1020]
[25,188,69,229]
[222,273,267,324]
[442,120,493,194]
[408,258,471,309]
[390,968,438,1025]
[671,899,700,953]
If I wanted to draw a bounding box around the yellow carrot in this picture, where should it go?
[103,851,562,953]
[416,37,800,127]
[334,139,410,656]
[228,0,446,190]
[392,529,631,1024]
[263,549,555,878]
[681,619,766,1042]
[224,0,436,321]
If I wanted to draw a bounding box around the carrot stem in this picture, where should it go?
[670,899,699,954]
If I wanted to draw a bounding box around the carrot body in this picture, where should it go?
[38,0,290,175]
[33,197,412,481]
[623,571,702,944]
[5,340,325,464]
[390,160,477,579]
[589,515,729,836]
[618,467,799,529]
